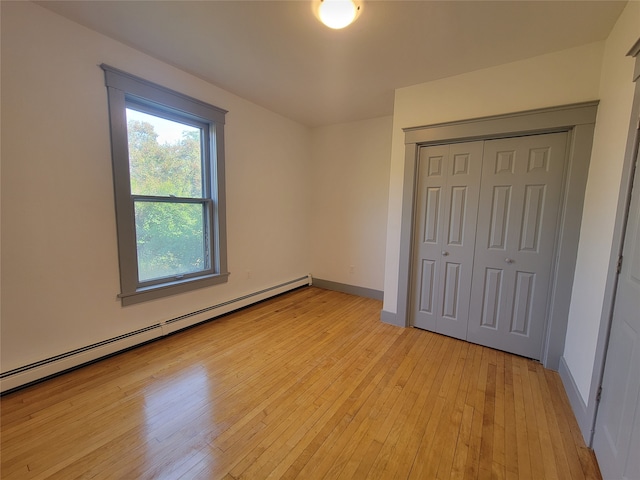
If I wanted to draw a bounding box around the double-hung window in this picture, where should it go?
[102,65,229,305]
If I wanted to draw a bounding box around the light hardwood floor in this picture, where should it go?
[1,287,601,479]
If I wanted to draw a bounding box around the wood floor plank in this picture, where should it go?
[463,347,491,480]
[512,358,533,480]
[449,342,483,480]
[520,356,546,480]
[478,362,497,479]
[492,351,506,480]
[503,354,519,480]
[0,287,601,480]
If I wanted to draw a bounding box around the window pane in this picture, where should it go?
[134,201,208,282]
[126,108,203,197]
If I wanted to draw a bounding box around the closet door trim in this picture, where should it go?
[390,101,598,369]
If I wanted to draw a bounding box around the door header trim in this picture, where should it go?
[403,101,599,146]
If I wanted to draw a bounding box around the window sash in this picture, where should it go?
[132,196,215,287]
[125,101,211,198]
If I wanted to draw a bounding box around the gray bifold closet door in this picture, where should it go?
[411,132,568,359]
[411,141,484,340]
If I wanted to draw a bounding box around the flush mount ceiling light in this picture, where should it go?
[314,0,362,29]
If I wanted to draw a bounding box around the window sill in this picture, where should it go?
[118,272,230,306]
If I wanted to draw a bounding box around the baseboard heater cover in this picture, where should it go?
[0,275,311,394]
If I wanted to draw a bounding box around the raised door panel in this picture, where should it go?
[422,187,441,244]
[467,132,567,359]
[479,267,503,329]
[418,259,437,317]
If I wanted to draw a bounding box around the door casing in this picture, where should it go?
[383,101,599,370]
[586,38,640,448]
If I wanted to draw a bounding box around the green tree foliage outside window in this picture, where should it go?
[126,113,208,282]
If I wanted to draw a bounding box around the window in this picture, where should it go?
[102,65,229,305]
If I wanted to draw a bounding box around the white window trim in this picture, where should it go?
[102,64,229,305]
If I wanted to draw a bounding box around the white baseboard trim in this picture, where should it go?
[0,275,311,394]
[558,355,593,444]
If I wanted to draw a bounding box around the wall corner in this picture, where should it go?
[558,356,595,445]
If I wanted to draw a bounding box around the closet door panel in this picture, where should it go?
[435,142,483,338]
[411,145,448,331]
[411,142,483,338]
[467,132,567,359]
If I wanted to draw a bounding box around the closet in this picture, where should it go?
[410,132,568,359]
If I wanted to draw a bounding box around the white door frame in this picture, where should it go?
[382,102,599,371]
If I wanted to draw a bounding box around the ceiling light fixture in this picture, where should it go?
[315,0,362,29]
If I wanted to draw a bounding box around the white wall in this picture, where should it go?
[563,1,640,404]
[383,41,605,314]
[310,117,392,291]
[1,2,311,373]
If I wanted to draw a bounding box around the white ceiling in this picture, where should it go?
[39,0,627,127]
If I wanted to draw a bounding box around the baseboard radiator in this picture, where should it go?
[0,275,312,394]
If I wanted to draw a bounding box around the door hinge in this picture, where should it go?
[596,386,603,403]
[617,255,624,274]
